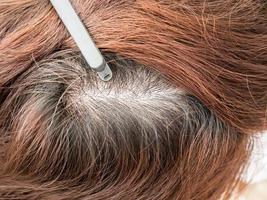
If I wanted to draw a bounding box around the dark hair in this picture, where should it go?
[0,0,266,199]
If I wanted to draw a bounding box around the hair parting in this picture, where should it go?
[0,0,266,199]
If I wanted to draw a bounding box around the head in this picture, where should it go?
[0,0,266,200]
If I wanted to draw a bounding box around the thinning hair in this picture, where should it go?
[0,0,266,200]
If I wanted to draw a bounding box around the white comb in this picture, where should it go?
[50,0,112,81]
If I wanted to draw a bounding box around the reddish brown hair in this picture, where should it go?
[0,0,266,199]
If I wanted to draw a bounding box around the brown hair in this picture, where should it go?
[0,0,266,199]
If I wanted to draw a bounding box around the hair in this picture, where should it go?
[0,0,266,200]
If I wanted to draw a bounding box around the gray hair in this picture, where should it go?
[0,51,250,200]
